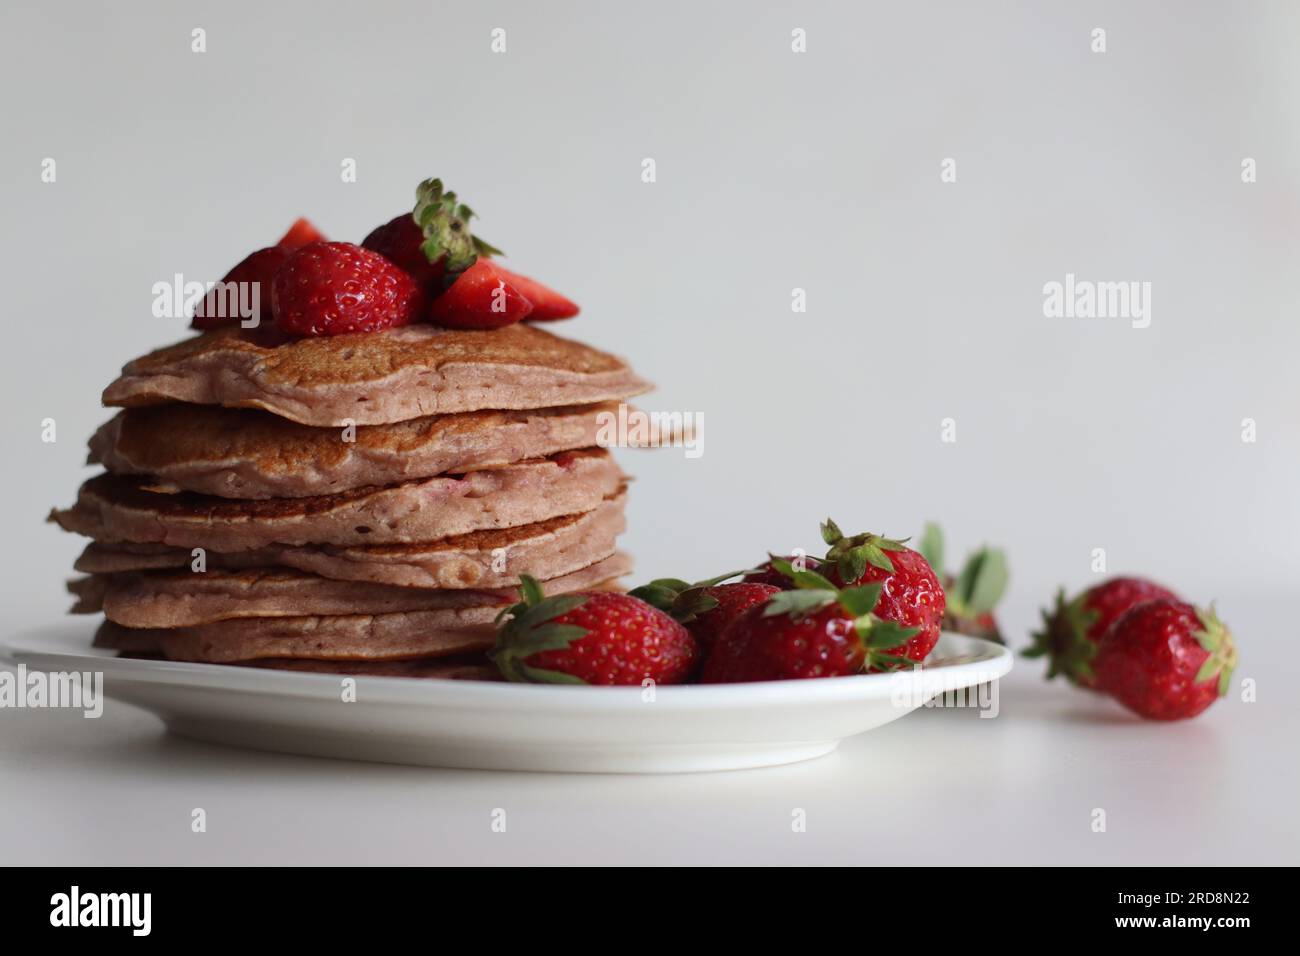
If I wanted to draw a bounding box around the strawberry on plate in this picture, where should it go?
[1025,577,1179,689]
[1093,599,1237,720]
[629,573,778,654]
[741,554,822,588]
[820,519,946,663]
[700,561,920,682]
[489,575,698,685]
[272,241,425,337]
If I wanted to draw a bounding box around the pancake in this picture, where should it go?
[89,401,632,499]
[94,614,498,663]
[70,552,631,627]
[50,448,622,550]
[101,323,653,426]
[73,492,627,588]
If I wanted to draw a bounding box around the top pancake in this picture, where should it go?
[101,323,652,426]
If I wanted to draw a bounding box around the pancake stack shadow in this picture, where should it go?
[50,322,652,679]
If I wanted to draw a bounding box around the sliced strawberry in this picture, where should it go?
[427,258,534,330]
[493,266,579,320]
[277,218,326,251]
[191,246,289,330]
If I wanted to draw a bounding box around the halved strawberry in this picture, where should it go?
[277,218,326,251]
[493,266,579,320]
[428,258,534,329]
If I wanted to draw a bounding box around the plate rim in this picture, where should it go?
[0,624,1012,710]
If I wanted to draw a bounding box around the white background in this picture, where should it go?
[1,1,1297,865]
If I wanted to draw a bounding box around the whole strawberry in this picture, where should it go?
[701,564,919,682]
[916,522,1009,643]
[193,218,328,329]
[629,574,778,653]
[1093,600,1237,720]
[490,576,698,685]
[272,241,425,337]
[741,554,822,588]
[820,520,945,663]
[362,213,447,291]
[192,246,289,330]
[1025,577,1179,688]
[363,177,502,294]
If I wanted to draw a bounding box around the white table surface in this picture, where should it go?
[2,595,1294,867]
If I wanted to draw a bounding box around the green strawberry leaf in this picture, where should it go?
[838,548,869,583]
[771,558,837,591]
[518,574,546,607]
[961,547,1009,615]
[518,663,588,685]
[865,619,921,650]
[413,177,499,280]
[918,522,945,575]
[837,582,884,618]
[861,543,895,573]
[764,589,837,618]
[821,518,843,545]
[626,582,682,611]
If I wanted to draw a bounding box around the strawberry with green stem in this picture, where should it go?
[819,519,946,662]
[629,570,777,654]
[363,177,579,326]
[1024,577,1179,688]
[1093,599,1237,720]
[916,522,1009,643]
[700,559,921,682]
[489,575,697,685]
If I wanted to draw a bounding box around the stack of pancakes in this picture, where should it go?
[51,323,651,679]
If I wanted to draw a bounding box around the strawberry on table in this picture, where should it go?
[1093,599,1237,720]
[490,576,698,685]
[272,241,426,337]
[1025,577,1179,689]
[819,519,946,663]
[700,561,920,682]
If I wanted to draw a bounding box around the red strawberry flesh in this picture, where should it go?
[428,258,534,330]
[272,241,426,337]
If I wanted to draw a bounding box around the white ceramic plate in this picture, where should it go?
[1,624,1011,773]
